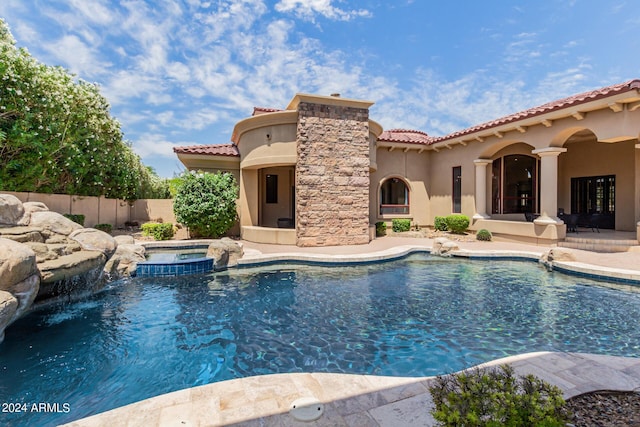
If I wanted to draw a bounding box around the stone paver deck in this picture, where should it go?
[63,236,640,426]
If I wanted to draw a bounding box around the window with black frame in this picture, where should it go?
[380,177,409,215]
[492,155,538,214]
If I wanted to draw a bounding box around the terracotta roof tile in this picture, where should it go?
[253,106,283,116]
[378,129,433,145]
[173,143,240,157]
[433,79,640,143]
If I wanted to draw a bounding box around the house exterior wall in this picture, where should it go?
[425,144,481,222]
[370,149,431,226]
[259,166,294,228]
[295,101,371,246]
[558,138,636,230]
[238,124,297,169]
[176,83,640,245]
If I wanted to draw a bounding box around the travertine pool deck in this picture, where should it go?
[64,236,640,426]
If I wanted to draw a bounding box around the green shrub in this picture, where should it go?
[94,223,112,234]
[375,221,386,237]
[445,214,469,234]
[434,216,448,231]
[392,218,411,232]
[173,171,238,238]
[476,229,492,241]
[429,364,568,426]
[63,214,85,226]
[141,222,174,241]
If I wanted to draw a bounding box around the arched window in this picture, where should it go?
[492,154,539,214]
[380,177,409,215]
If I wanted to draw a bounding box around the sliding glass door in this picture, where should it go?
[570,175,615,229]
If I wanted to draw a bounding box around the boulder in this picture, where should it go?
[0,238,38,292]
[441,241,459,254]
[20,201,50,225]
[104,244,146,279]
[431,237,458,257]
[208,239,244,270]
[9,273,39,320]
[540,248,577,265]
[29,211,83,236]
[114,235,135,245]
[0,194,25,226]
[0,291,18,343]
[69,228,117,258]
[22,201,49,213]
[0,226,45,243]
[24,242,59,262]
[207,241,229,270]
[221,237,244,266]
[38,250,106,284]
[431,237,449,255]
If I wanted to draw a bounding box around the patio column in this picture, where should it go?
[473,159,492,219]
[532,147,567,225]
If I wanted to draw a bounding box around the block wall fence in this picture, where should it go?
[2,191,176,228]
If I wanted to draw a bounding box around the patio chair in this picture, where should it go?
[565,214,578,233]
[587,213,601,233]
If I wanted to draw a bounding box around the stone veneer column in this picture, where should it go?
[532,147,567,224]
[473,159,492,219]
[295,100,371,247]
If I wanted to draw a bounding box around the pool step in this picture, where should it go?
[559,236,639,253]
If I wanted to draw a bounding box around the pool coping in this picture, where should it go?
[62,352,640,427]
[238,244,640,284]
[61,241,640,426]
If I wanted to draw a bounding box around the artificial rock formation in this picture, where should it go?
[431,237,460,257]
[0,194,144,342]
[207,237,244,270]
[104,235,146,280]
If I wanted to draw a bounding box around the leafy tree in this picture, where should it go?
[173,171,238,238]
[0,19,169,200]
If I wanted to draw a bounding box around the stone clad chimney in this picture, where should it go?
[288,94,374,247]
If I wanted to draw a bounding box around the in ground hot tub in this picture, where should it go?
[136,245,213,277]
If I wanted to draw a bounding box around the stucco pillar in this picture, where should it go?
[532,147,567,224]
[473,159,492,219]
[636,144,640,241]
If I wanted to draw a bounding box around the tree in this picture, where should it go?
[0,19,169,200]
[173,171,238,238]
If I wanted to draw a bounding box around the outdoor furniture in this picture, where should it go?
[565,214,579,233]
[588,213,601,233]
[524,212,540,222]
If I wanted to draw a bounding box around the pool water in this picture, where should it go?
[144,249,208,262]
[2,254,640,426]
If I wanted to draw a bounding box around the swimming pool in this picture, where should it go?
[2,253,640,426]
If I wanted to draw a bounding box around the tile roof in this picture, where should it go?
[173,143,240,157]
[253,107,283,116]
[433,78,640,143]
[377,129,433,145]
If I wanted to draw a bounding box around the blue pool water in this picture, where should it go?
[144,250,207,262]
[2,254,640,426]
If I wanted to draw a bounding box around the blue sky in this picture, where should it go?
[1,0,639,178]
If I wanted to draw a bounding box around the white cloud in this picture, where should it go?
[43,34,111,77]
[275,0,372,22]
[134,133,190,158]
[66,0,116,26]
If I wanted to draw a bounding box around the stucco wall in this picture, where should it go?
[558,138,636,230]
[259,166,294,227]
[425,145,480,223]
[238,123,297,169]
[370,149,431,226]
[4,191,131,227]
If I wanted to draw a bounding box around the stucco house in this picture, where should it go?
[174,79,640,247]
